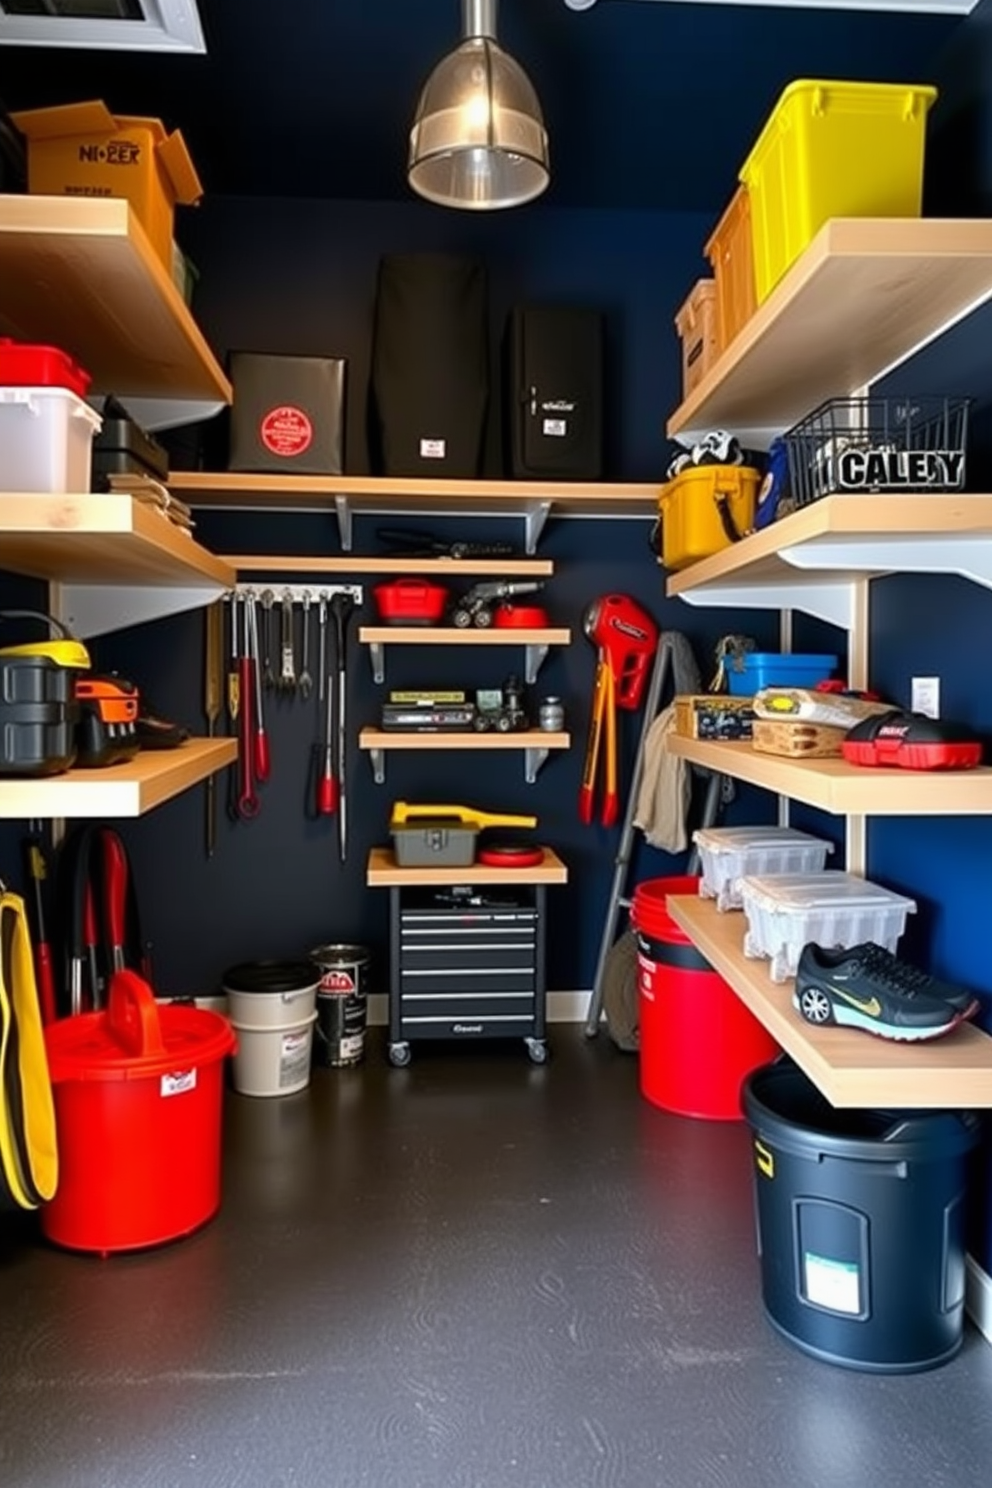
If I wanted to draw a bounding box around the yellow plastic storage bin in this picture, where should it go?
[740,79,937,303]
[657,464,760,571]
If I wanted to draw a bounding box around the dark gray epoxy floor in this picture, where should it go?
[3,1028,992,1488]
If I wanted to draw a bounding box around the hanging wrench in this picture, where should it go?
[280,589,297,692]
[318,591,328,704]
[260,589,276,691]
[298,590,313,701]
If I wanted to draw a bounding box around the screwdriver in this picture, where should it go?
[316,679,337,815]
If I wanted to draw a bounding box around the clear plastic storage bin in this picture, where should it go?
[738,872,916,983]
[0,385,102,493]
[693,826,834,912]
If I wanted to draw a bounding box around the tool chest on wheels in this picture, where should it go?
[387,885,548,1066]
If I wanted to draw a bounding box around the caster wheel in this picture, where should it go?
[525,1038,548,1065]
[388,1041,411,1068]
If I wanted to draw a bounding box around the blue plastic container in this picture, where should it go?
[726,653,838,696]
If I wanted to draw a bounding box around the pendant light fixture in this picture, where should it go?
[408,0,550,211]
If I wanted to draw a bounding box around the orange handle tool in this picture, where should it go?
[601,663,619,828]
[579,657,609,826]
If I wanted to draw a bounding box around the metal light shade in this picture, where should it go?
[408,1,549,210]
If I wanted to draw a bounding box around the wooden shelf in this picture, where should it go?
[366,844,568,887]
[0,195,231,427]
[359,625,571,686]
[0,494,235,636]
[667,218,992,449]
[0,737,237,820]
[665,494,992,630]
[359,625,569,647]
[667,895,992,1108]
[360,729,570,784]
[170,472,659,552]
[665,736,992,816]
[224,554,553,577]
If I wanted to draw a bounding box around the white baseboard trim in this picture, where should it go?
[966,1256,992,1345]
[366,990,592,1027]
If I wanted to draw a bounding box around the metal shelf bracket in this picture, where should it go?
[524,643,549,684]
[369,748,385,785]
[524,501,552,554]
[335,494,353,552]
[368,642,385,684]
[525,746,550,784]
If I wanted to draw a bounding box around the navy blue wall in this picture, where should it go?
[19,195,775,1007]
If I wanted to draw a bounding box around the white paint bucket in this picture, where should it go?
[221,960,320,1098]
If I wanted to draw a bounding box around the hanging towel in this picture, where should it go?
[632,701,691,853]
[0,888,58,1211]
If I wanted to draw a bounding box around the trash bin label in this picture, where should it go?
[804,1252,861,1316]
[754,1138,775,1179]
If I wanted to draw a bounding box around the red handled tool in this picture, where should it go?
[248,592,270,783]
[83,882,101,1008]
[579,595,656,826]
[102,828,129,974]
[237,597,259,819]
[316,678,338,816]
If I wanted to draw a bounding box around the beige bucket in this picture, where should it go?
[221,960,320,1098]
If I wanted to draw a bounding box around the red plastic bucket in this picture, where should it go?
[42,971,236,1254]
[632,875,779,1121]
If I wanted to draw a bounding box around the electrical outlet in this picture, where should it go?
[911,676,940,719]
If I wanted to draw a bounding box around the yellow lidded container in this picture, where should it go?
[740,79,937,303]
[657,464,760,571]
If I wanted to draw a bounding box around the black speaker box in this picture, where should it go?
[228,352,346,475]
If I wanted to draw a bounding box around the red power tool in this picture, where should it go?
[579,595,658,827]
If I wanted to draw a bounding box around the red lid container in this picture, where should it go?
[42,971,236,1254]
[0,338,92,399]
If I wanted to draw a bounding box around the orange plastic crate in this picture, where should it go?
[704,185,757,353]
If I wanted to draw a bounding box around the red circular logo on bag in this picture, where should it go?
[260,405,313,457]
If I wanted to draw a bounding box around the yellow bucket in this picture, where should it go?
[658,465,760,571]
[740,79,937,303]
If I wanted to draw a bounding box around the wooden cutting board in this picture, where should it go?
[752,718,847,758]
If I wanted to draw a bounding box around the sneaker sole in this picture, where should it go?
[792,990,963,1042]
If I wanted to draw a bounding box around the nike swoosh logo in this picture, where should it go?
[832,988,882,1017]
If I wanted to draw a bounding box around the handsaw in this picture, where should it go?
[204,599,224,858]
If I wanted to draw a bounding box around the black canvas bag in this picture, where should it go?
[370,254,489,478]
[505,306,604,479]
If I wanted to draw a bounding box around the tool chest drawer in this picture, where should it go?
[387,884,549,1065]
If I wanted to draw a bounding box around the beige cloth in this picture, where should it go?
[632,701,690,853]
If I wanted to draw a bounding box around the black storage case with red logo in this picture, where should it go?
[227,351,347,474]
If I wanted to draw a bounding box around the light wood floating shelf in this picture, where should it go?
[0,738,237,820]
[170,472,659,552]
[358,625,570,686]
[664,736,992,816]
[667,218,992,449]
[665,493,992,629]
[0,195,231,424]
[224,554,554,577]
[366,845,568,887]
[667,896,992,1109]
[0,494,235,636]
[359,729,570,785]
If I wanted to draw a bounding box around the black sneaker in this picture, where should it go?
[793,941,979,1042]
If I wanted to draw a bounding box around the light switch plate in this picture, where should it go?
[911,676,940,718]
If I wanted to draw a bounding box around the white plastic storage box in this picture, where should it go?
[738,872,916,983]
[693,826,834,912]
[0,386,102,493]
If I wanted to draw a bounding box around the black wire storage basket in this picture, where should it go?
[783,396,970,508]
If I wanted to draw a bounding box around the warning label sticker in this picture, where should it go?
[260,405,313,458]
[161,1069,197,1098]
[804,1251,861,1315]
[280,1029,312,1088]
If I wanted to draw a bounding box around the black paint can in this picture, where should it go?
[309,943,370,1067]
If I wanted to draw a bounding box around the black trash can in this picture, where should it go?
[743,1060,980,1373]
